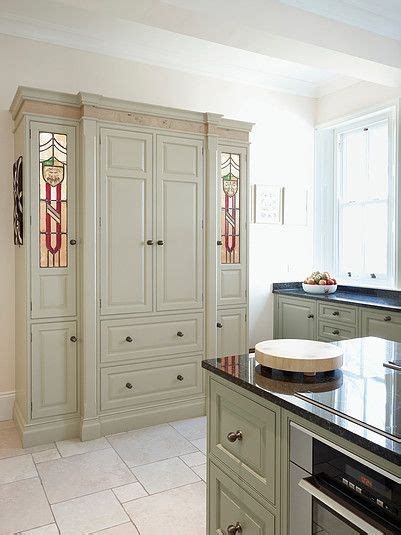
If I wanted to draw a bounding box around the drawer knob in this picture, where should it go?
[69,239,77,245]
[217,322,223,328]
[70,336,78,343]
[384,316,392,322]
[177,331,184,337]
[332,311,339,316]
[126,336,133,343]
[217,240,223,246]
[227,430,243,443]
[146,239,154,245]
[332,329,340,335]
[227,523,242,534]
[177,374,184,381]
[307,314,314,319]
[125,382,133,390]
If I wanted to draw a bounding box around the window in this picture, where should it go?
[315,108,396,288]
[39,132,68,268]
[221,152,240,264]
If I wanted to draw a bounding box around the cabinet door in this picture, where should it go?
[360,308,401,342]
[217,308,247,357]
[31,123,77,318]
[31,322,78,419]
[100,128,153,315]
[209,462,276,535]
[218,146,247,306]
[156,135,203,311]
[277,296,316,340]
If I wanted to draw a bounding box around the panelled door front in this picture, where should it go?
[31,321,78,419]
[217,308,247,357]
[100,129,153,315]
[30,123,77,319]
[156,135,203,311]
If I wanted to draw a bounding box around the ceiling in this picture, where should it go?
[278,0,401,41]
[0,0,399,98]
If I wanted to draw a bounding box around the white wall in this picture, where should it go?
[0,34,315,398]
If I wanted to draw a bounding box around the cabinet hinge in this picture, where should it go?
[99,298,102,309]
[30,402,33,414]
[30,332,32,342]
[245,313,247,322]
[30,301,32,312]
[30,215,32,226]
[99,136,101,145]
[99,217,102,228]
[202,147,204,156]
[29,129,32,139]
[201,220,204,230]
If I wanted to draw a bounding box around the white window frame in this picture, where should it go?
[314,103,399,289]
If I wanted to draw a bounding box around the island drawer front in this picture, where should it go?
[209,378,277,505]
[317,321,357,341]
[360,308,401,343]
[317,303,357,325]
[100,355,203,411]
[209,461,276,535]
[100,313,203,363]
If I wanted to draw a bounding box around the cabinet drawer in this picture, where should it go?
[209,378,278,505]
[100,355,203,411]
[318,321,357,341]
[101,313,203,363]
[317,303,357,325]
[360,308,401,342]
[209,461,276,535]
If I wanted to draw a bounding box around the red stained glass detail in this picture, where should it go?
[221,152,240,264]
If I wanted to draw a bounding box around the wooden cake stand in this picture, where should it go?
[255,339,343,375]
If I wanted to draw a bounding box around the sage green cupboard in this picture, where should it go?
[275,296,315,340]
[360,308,401,342]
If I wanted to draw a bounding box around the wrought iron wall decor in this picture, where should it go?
[13,156,23,245]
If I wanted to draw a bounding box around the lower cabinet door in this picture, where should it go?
[31,322,78,419]
[217,308,247,357]
[209,461,276,535]
[277,296,316,340]
[360,308,401,342]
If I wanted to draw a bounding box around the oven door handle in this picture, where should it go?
[298,477,385,535]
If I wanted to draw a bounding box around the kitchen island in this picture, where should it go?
[202,337,401,534]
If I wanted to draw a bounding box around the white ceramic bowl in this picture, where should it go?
[302,283,337,295]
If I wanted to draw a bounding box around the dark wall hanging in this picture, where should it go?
[13,156,23,245]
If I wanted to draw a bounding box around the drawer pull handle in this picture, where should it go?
[227,523,242,534]
[125,382,133,390]
[307,314,314,319]
[126,336,133,343]
[384,316,392,322]
[157,240,164,245]
[332,311,339,316]
[227,430,243,443]
[146,239,154,245]
[332,329,340,335]
[177,374,184,381]
[177,331,184,337]
[217,322,223,328]
[70,336,78,343]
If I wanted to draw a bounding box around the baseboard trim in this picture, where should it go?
[99,396,206,436]
[0,391,15,421]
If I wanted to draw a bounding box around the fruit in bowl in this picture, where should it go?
[302,271,337,294]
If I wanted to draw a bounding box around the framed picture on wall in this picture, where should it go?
[254,184,283,224]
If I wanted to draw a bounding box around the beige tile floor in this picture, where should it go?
[0,417,207,535]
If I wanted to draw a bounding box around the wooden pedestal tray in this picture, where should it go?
[255,339,343,375]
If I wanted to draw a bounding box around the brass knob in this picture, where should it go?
[177,331,184,337]
[146,240,154,245]
[125,382,133,389]
[227,430,243,443]
[332,311,339,316]
[307,314,314,319]
[126,336,133,343]
[332,329,340,335]
[217,322,223,328]
[69,239,77,245]
[227,522,242,534]
[217,240,222,245]
[384,316,392,322]
[157,240,164,245]
[177,375,184,381]
[70,336,77,342]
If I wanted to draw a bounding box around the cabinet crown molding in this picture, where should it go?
[10,86,254,136]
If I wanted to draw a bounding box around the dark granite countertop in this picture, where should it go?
[272,282,401,313]
[202,337,401,466]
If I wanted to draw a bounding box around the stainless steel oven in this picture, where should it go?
[289,424,401,534]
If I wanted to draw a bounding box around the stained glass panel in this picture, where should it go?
[39,132,68,268]
[221,152,240,264]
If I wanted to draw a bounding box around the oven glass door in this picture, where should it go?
[299,477,387,535]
